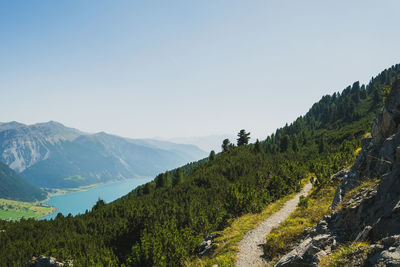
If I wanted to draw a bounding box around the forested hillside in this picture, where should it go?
[1,65,400,266]
[0,161,47,202]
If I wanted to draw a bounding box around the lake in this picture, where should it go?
[42,178,152,220]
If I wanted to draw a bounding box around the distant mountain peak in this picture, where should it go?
[0,121,26,131]
[0,121,207,188]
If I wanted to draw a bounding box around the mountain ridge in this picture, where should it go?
[0,121,207,188]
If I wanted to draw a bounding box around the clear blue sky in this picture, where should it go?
[1,0,400,140]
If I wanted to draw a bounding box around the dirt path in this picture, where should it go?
[235,183,313,267]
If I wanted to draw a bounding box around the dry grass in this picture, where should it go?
[354,147,362,156]
[263,179,339,264]
[319,242,371,267]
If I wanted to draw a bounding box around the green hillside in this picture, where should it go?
[0,161,47,202]
[0,64,399,266]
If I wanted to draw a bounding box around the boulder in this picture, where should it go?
[197,233,221,257]
[24,255,73,267]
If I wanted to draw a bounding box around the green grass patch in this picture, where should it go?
[0,198,55,220]
[263,179,339,264]
[185,179,310,267]
[46,183,101,196]
[319,242,371,267]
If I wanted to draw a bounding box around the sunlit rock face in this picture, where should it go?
[275,80,400,267]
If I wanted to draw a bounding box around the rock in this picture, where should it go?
[197,233,221,257]
[361,136,373,150]
[331,185,342,209]
[275,234,336,266]
[355,225,372,242]
[366,236,400,266]
[24,255,73,267]
[275,80,400,267]
[379,235,400,247]
[315,220,328,235]
[376,247,400,265]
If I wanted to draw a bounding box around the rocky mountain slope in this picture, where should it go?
[275,80,400,266]
[0,121,207,188]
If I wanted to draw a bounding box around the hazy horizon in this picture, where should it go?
[1,1,400,140]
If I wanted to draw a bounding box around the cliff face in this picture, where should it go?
[275,80,400,266]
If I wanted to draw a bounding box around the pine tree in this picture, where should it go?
[280,135,290,152]
[209,150,216,161]
[254,139,262,153]
[222,139,231,152]
[172,168,183,186]
[237,129,250,146]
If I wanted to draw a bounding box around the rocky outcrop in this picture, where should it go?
[24,255,73,267]
[197,233,221,257]
[275,80,400,266]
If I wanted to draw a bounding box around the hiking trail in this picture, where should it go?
[235,183,313,267]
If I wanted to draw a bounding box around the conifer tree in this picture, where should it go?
[254,139,263,153]
[237,129,250,146]
[209,150,216,161]
[172,168,183,186]
[222,139,231,152]
[280,135,290,152]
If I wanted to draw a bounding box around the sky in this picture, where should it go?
[1,0,400,140]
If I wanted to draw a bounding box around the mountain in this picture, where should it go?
[0,121,25,131]
[1,64,400,266]
[0,160,47,202]
[0,121,207,188]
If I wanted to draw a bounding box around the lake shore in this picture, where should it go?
[35,206,58,220]
[40,178,152,220]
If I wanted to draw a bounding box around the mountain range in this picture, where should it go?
[0,121,207,188]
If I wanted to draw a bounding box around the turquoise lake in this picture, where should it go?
[42,178,152,220]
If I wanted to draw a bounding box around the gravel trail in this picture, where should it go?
[235,183,313,267]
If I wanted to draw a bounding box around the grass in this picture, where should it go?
[319,242,371,267]
[263,174,379,265]
[363,132,371,138]
[354,147,362,156]
[45,183,101,196]
[185,178,310,267]
[263,179,339,264]
[0,198,56,220]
